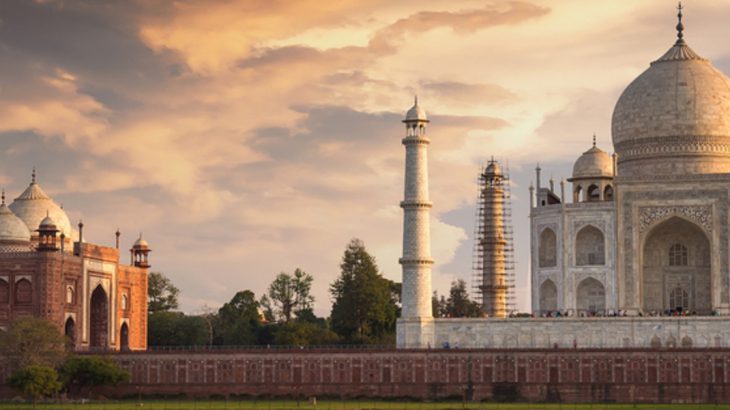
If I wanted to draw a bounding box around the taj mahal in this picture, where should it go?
[397,5,730,349]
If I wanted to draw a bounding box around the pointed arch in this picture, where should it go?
[15,279,31,304]
[587,184,600,201]
[90,285,109,349]
[539,279,558,313]
[650,335,661,348]
[576,277,605,314]
[539,228,557,268]
[65,317,76,348]
[604,185,614,201]
[575,225,605,266]
[642,216,710,314]
[0,279,8,303]
[120,322,130,351]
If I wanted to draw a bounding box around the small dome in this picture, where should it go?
[485,161,501,176]
[0,203,31,244]
[133,235,149,248]
[39,214,57,229]
[10,179,72,237]
[404,97,428,122]
[572,144,613,179]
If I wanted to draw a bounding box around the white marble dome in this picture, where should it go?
[572,144,613,179]
[9,181,72,237]
[405,97,428,122]
[611,37,730,175]
[0,202,31,244]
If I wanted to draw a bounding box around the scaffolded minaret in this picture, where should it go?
[472,159,515,317]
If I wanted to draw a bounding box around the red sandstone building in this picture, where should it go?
[0,172,149,351]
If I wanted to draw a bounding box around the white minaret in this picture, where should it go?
[397,97,434,348]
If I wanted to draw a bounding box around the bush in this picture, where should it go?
[8,365,62,400]
[60,356,129,397]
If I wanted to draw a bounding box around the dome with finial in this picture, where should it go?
[484,158,502,176]
[133,234,149,249]
[9,169,72,237]
[404,96,428,122]
[571,136,613,180]
[39,212,57,229]
[612,2,730,175]
[0,190,32,248]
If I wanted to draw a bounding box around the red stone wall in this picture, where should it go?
[24,348,726,403]
[116,265,147,350]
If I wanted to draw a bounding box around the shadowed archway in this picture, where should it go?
[90,285,109,349]
[642,216,711,314]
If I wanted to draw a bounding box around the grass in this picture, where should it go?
[1,401,730,410]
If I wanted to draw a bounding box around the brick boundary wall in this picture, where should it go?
[3,348,730,403]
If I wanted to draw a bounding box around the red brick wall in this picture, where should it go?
[12,348,722,403]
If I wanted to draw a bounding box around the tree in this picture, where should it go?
[445,279,481,318]
[60,356,129,397]
[8,366,62,401]
[432,291,447,318]
[263,269,314,323]
[147,271,179,314]
[147,312,209,347]
[0,317,67,371]
[214,290,261,345]
[330,239,398,344]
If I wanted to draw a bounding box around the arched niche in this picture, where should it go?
[642,216,710,314]
[587,184,600,201]
[539,228,557,268]
[65,317,76,348]
[604,185,614,201]
[575,225,605,266]
[90,285,109,349]
[15,279,31,304]
[539,279,558,313]
[576,277,605,314]
[0,279,8,303]
[120,322,130,351]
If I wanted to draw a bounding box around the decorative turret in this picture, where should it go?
[131,234,151,268]
[36,212,59,252]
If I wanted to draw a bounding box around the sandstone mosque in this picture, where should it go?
[397,4,730,349]
[0,171,150,351]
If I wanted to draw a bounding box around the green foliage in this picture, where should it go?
[432,291,447,317]
[262,269,314,323]
[60,356,129,396]
[147,311,209,346]
[330,239,398,344]
[147,271,180,314]
[8,365,61,400]
[257,317,340,346]
[214,290,261,345]
[445,279,481,318]
[0,317,67,370]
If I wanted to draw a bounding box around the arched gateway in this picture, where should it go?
[90,285,109,349]
[642,217,711,314]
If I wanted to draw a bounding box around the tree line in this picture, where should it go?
[148,239,409,347]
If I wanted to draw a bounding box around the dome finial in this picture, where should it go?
[592,132,597,148]
[31,167,36,184]
[676,1,685,44]
[1,189,5,205]
[414,95,418,106]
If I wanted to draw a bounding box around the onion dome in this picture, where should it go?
[404,96,428,122]
[611,5,730,175]
[571,138,613,180]
[485,160,502,176]
[9,170,72,237]
[0,191,31,247]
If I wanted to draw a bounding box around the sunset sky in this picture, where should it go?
[1,0,730,314]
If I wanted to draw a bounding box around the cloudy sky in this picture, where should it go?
[1,0,730,314]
